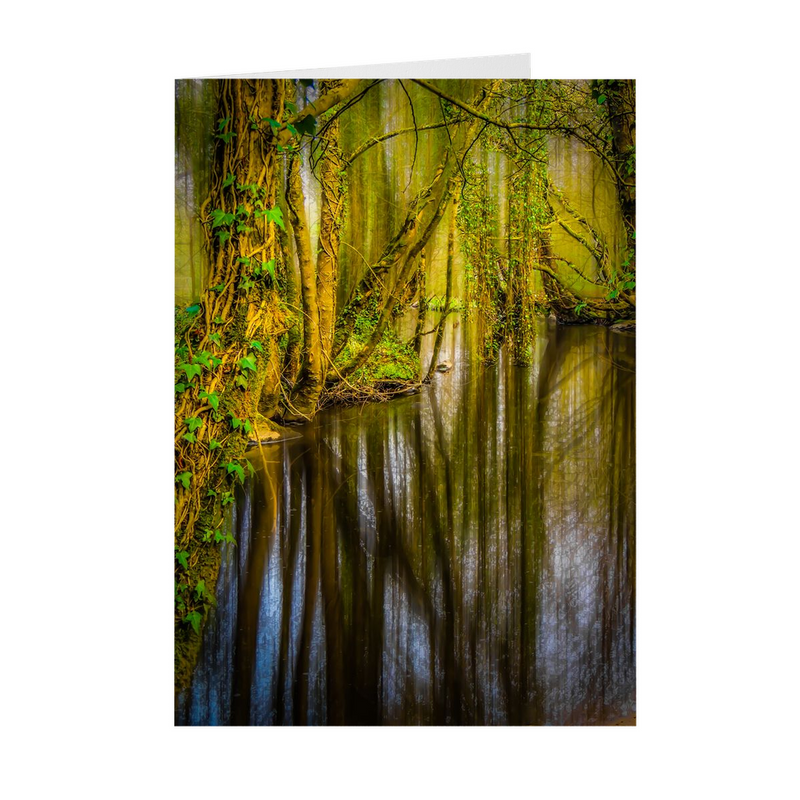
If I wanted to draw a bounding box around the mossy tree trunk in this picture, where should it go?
[286,153,324,421]
[606,80,636,236]
[412,251,427,356]
[426,198,456,380]
[284,80,350,419]
[175,78,287,687]
[316,104,345,366]
[176,78,369,683]
[606,79,636,306]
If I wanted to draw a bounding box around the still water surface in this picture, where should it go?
[176,321,635,725]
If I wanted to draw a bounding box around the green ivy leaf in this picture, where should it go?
[239,355,257,372]
[185,304,201,316]
[264,259,276,282]
[182,432,196,444]
[209,439,221,450]
[226,462,245,483]
[195,580,206,599]
[217,231,230,245]
[235,375,248,389]
[176,550,189,570]
[192,351,212,368]
[597,94,607,105]
[250,340,263,352]
[209,332,221,346]
[199,390,219,411]
[184,611,202,635]
[185,416,203,433]
[180,363,202,381]
[210,209,227,228]
[266,207,285,231]
[222,172,236,188]
[294,115,317,136]
[217,117,230,132]
[176,472,192,490]
[175,383,187,394]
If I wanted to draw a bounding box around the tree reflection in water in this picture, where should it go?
[177,320,635,725]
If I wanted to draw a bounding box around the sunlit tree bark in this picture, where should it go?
[286,153,323,420]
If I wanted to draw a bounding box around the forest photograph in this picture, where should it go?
[174,77,636,725]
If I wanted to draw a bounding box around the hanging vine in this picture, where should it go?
[457,157,504,362]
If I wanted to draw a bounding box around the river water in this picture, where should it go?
[176,320,635,725]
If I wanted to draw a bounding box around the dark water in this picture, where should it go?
[176,321,636,725]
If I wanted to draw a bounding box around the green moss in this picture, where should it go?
[338,328,418,385]
[174,524,222,690]
[331,320,420,403]
[174,289,288,691]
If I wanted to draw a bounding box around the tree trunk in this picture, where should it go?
[412,252,427,356]
[337,165,456,379]
[175,78,287,688]
[286,154,323,421]
[606,79,636,231]
[316,95,345,367]
[426,198,456,380]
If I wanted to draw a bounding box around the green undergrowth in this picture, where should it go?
[339,327,418,383]
[325,322,420,406]
[174,527,222,690]
[175,296,290,690]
